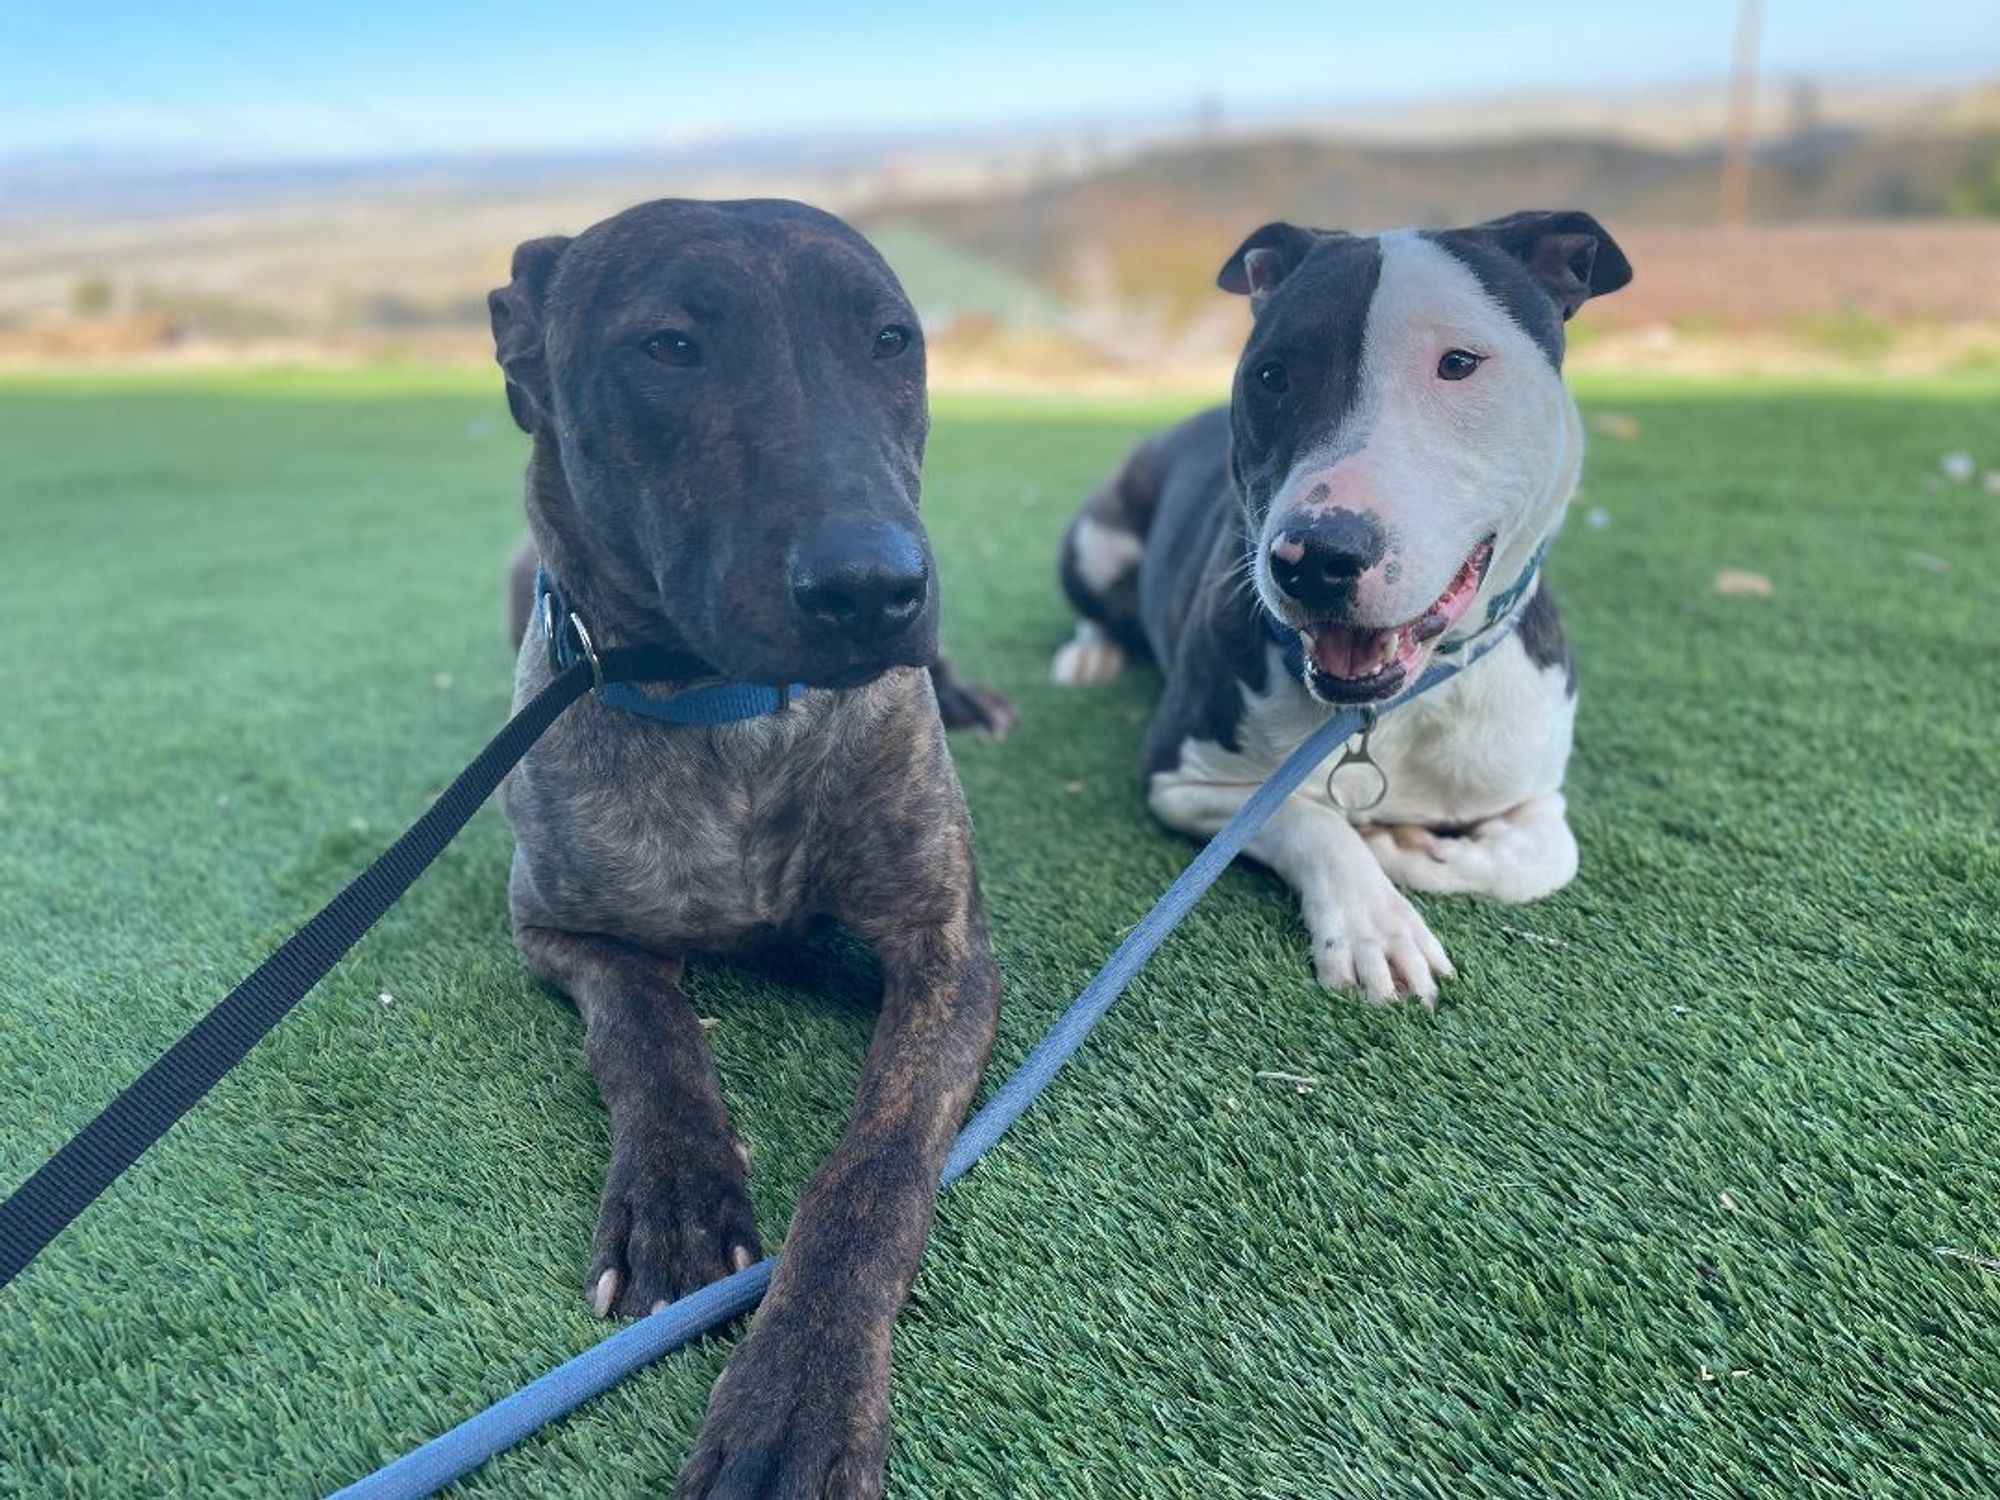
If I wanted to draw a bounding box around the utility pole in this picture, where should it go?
[1719,0,1763,226]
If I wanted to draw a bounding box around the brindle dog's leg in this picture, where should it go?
[517,926,761,1316]
[675,920,998,1497]
[676,753,1000,1497]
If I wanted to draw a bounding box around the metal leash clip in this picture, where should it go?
[539,589,605,689]
[565,612,605,689]
[1325,707,1388,812]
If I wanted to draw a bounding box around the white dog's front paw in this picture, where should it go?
[1307,885,1454,1008]
[1051,621,1126,686]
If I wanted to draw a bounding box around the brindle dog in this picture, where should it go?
[491,198,1009,1498]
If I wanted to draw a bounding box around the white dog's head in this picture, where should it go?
[1222,211,1631,703]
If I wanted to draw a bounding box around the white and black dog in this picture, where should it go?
[1054,212,1631,1006]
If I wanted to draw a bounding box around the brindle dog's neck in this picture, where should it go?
[522,442,704,658]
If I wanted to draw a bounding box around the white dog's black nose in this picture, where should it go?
[790,523,930,642]
[1269,511,1384,613]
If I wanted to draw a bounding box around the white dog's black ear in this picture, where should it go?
[489,235,573,433]
[1475,211,1632,320]
[1217,222,1327,305]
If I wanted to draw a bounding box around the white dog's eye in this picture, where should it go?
[1437,349,1485,381]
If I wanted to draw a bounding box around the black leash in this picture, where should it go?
[0,640,706,1291]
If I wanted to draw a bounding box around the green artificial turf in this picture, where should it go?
[2,368,1997,1498]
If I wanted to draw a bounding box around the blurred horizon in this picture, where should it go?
[3,3,1997,384]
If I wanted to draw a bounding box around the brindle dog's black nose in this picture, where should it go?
[789,523,930,642]
[1268,509,1385,613]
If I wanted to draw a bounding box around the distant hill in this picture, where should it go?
[859,125,2000,332]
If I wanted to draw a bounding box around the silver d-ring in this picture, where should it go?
[566,612,604,689]
[1327,755,1389,813]
[1325,709,1388,813]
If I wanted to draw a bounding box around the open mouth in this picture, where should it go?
[1295,536,1495,701]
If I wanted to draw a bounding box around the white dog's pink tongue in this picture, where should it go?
[1302,537,1495,681]
[1311,624,1401,679]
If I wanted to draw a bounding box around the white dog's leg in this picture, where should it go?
[1150,776,1454,1007]
[1051,620,1127,686]
[1362,792,1578,904]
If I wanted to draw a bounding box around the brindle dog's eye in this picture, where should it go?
[1257,360,1288,394]
[873,325,913,359]
[1437,348,1484,381]
[641,331,703,367]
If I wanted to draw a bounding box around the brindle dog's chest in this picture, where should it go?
[503,680,845,954]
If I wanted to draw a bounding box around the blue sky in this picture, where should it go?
[1,1,1993,159]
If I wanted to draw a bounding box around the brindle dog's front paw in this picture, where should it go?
[674,1325,889,1499]
[587,1127,761,1317]
[928,659,1018,739]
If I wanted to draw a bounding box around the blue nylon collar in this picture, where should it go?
[1260,541,1547,684]
[534,568,808,727]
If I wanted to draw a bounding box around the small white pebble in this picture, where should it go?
[1673,1004,1690,1015]
[1503,925,1565,948]
[378,991,395,1007]
[1941,451,1975,483]
[1719,1190,1740,1213]
[1255,1069,1319,1094]
[1714,568,1773,597]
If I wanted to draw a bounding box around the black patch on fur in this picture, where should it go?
[1058,517,1143,649]
[1123,413,1279,776]
[1131,236,1386,779]
[1516,583,1578,695]
[1424,211,1632,369]
[1227,235,1384,530]
[1423,230,1569,366]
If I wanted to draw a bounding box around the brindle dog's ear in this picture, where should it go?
[1216,221,1326,305]
[1476,210,1632,320]
[489,235,573,433]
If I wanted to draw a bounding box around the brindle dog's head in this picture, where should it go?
[492,198,937,688]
